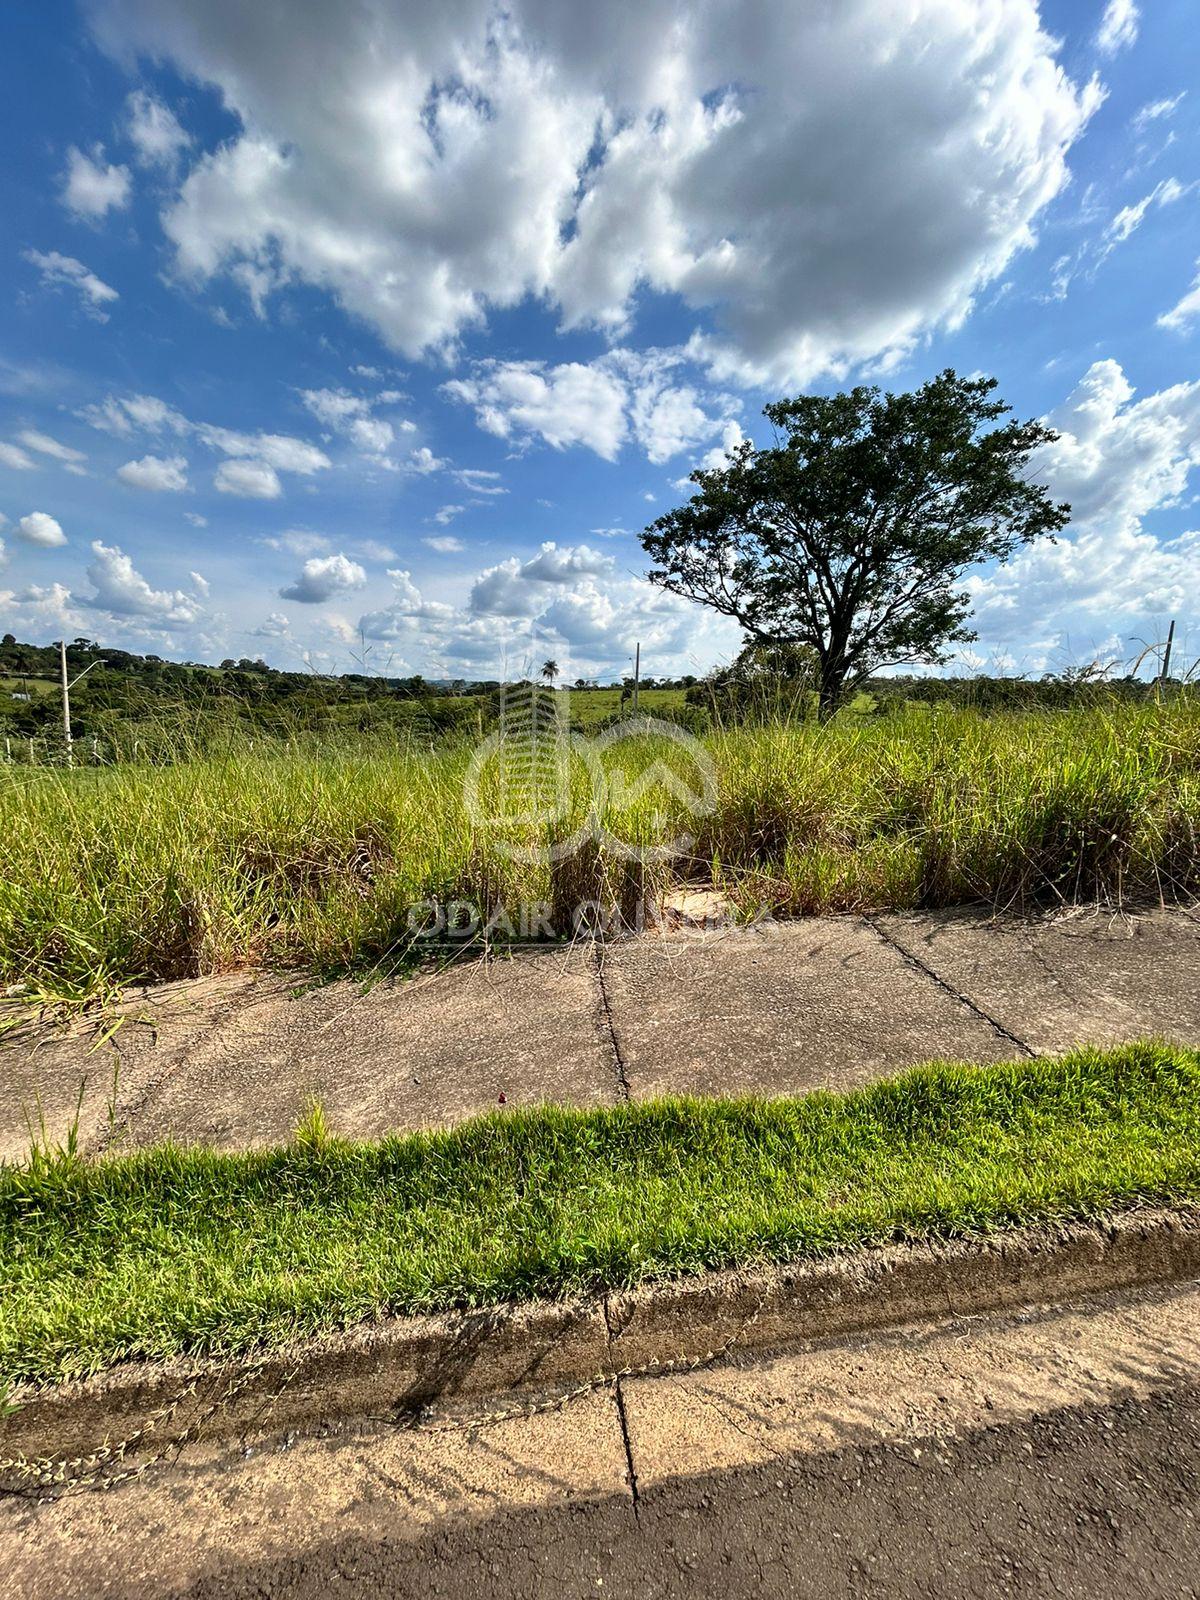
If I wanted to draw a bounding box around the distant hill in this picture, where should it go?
[0,632,501,747]
[0,634,697,754]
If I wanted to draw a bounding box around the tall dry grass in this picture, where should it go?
[1,699,1195,994]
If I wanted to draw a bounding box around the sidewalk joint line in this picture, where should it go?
[594,943,633,1101]
[861,914,1036,1058]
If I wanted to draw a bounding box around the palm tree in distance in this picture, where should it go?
[540,659,559,685]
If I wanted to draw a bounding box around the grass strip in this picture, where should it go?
[2,1039,1199,1387]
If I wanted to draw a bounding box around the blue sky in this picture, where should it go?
[1,0,1198,682]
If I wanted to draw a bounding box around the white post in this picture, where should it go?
[59,639,73,767]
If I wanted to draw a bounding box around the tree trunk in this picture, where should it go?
[816,660,847,721]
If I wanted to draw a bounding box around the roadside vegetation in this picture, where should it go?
[1,695,1195,996]
[1,1041,1196,1385]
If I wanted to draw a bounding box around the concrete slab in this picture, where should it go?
[0,1388,631,1600]
[5,1281,1200,1598]
[618,1278,1200,1494]
[873,904,1200,1054]
[129,945,618,1150]
[0,947,617,1157]
[599,918,1021,1100]
[0,975,262,1165]
[3,904,1197,1160]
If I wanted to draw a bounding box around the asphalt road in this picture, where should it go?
[184,1388,1200,1600]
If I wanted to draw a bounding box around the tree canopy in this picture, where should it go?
[642,371,1070,715]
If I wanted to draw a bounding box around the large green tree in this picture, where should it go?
[642,371,1070,717]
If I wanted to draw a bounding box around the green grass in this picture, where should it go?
[563,685,687,724]
[1,676,56,697]
[0,699,1197,993]
[1,1041,1198,1386]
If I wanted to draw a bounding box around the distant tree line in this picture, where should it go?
[0,634,501,748]
[2,631,1173,763]
[682,639,1168,723]
[0,634,707,756]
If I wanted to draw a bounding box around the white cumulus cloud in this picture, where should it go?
[126,89,191,167]
[252,612,292,637]
[87,0,1098,387]
[83,540,203,624]
[23,250,119,320]
[468,542,616,617]
[61,144,131,219]
[214,458,282,498]
[406,445,446,475]
[455,468,506,496]
[16,512,68,548]
[76,392,330,494]
[445,359,629,460]
[1133,93,1185,131]
[79,393,190,436]
[359,549,736,679]
[117,453,190,492]
[1159,262,1200,333]
[17,430,88,472]
[444,348,739,464]
[966,360,1200,665]
[198,425,329,475]
[298,386,407,460]
[1103,179,1186,251]
[1096,0,1139,57]
[279,552,367,603]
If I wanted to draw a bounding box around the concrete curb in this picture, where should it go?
[4,1207,1199,1467]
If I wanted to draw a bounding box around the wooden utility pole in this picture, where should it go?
[1160,619,1176,684]
[632,641,641,714]
[59,639,73,766]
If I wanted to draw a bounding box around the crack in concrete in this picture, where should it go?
[593,944,633,1102]
[612,1379,641,1518]
[92,988,251,1155]
[861,914,1037,1058]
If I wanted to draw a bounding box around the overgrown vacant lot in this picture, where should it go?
[1,1042,1197,1385]
[1,699,1196,993]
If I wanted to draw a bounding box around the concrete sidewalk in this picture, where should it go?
[1,903,1197,1161]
